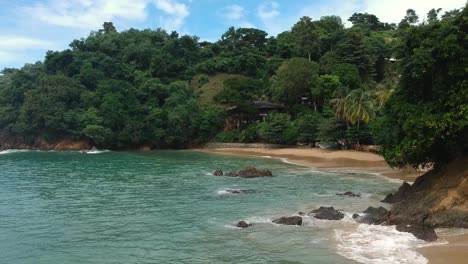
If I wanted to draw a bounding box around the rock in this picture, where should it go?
[273,216,302,226]
[213,170,223,176]
[236,221,253,228]
[336,191,361,197]
[352,214,359,219]
[356,206,389,224]
[224,189,255,194]
[381,182,412,203]
[396,224,438,242]
[298,212,306,216]
[224,166,273,178]
[310,206,344,220]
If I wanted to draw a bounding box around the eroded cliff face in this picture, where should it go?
[385,158,468,228]
[0,131,91,151]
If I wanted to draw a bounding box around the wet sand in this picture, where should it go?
[198,147,467,263]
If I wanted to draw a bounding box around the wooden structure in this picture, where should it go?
[224,101,284,130]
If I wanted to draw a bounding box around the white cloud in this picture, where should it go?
[258,1,280,19]
[152,0,190,30]
[23,0,190,31]
[224,5,246,20]
[0,36,54,50]
[24,0,148,29]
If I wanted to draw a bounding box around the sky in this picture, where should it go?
[0,0,466,69]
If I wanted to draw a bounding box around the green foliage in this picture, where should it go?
[257,113,298,144]
[332,63,361,89]
[317,117,347,142]
[271,58,319,106]
[294,111,324,143]
[374,6,468,168]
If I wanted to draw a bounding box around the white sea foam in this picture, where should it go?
[84,149,110,154]
[0,149,31,155]
[335,224,428,264]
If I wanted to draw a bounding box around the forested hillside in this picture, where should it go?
[0,6,466,168]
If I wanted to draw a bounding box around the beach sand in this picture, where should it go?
[199,147,467,264]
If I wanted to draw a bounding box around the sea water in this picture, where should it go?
[0,150,433,263]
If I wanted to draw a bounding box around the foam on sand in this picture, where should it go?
[335,224,428,264]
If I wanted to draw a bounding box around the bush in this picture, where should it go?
[257,113,298,144]
[239,124,258,143]
[215,130,240,143]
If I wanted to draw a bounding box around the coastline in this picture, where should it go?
[198,147,467,264]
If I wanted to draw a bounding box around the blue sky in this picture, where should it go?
[0,0,465,69]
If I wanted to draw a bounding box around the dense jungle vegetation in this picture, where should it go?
[0,5,466,168]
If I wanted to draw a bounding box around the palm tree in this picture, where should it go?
[345,89,376,144]
[374,82,395,107]
[330,86,350,120]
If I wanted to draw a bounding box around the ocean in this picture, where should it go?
[0,150,433,263]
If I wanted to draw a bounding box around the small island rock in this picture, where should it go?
[236,221,253,228]
[273,216,302,226]
[310,206,344,220]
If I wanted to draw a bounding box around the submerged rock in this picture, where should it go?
[273,216,302,226]
[356,206,389,225]
[336,191,361,197]
[236,221,253,228]
[224,189,255,194]
[310,206,344,220]
[352,213,360,219]
[223,166,273,178]
[396,224,438,242]
[213,169,223,176]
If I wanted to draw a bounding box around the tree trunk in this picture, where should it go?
[357,120,361,146]
[308,51,311,62]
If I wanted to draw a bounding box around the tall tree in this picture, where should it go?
[291,16,320,61]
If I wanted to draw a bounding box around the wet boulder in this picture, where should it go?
[310,207,344,220]
[225,189,255,194]
[273,216,303,226]
[236,221,253,228]
[356,206,389,225]
[396,224,438,242]
[213,169,223,176]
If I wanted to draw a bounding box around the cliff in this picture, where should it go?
[0,131,91,151]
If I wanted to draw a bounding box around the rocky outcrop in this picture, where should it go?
[236,221,253,228]
[219,167,273,178]
[355,206,389,225]
[336,191,361,197]
[395,224,437,242]
[386,158,468,229]
[310,206,344,220]
[0,131,91,151]
[273,216,302,225]
[381,182,412,203]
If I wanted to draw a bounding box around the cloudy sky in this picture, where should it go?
[0,0,465,69]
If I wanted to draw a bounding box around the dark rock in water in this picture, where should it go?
[352,214,359,219]
[381,182,412,203]
[213,169,223,176]
[356,206,389,224]
[224,166,273,178]
[298,212,306,216]
[225,189,255,194]
[336,191,361,197]
[236,221,253,228]
[273,216,302,226]
[396,224,438,242]
[310,206,344,220]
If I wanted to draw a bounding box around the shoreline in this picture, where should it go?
[198,147,467,264]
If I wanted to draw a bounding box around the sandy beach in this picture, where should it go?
[199,147,467,264]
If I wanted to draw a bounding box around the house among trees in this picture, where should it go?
[224,101,284,130]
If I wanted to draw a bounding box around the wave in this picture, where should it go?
[0,149,32,155]
[335,224,428,264]
[82,149,110,154]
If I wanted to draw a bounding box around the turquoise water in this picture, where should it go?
[0,150,403,264]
